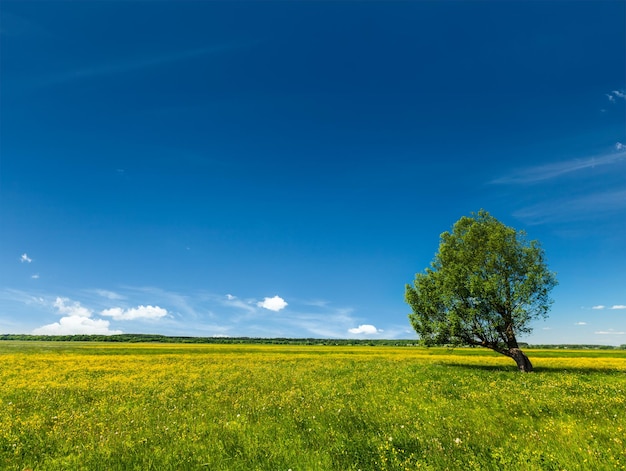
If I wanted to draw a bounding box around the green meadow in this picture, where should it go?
[1,342,625,470]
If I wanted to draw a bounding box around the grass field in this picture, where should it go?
[1,342,625,470]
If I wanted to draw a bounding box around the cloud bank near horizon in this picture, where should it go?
[31,296,170,335]
[13,288,397,339]
[33,297,121,335]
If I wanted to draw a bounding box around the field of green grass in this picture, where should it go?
[1,342,625,470]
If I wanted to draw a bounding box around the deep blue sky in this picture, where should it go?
[1,1,625,343]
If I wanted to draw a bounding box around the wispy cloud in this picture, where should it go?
[589,305,625,311]
[513,189,626,225]
[127,286,210,319]
[0,12,46,37]
[36,42,252,88]
[20,253,32,263]
[606,90,626,102]
[91,289,126,300]
[222,294,257,314]
[301,299,330,308]
[0,288,46,306]
[265,307,357,338]
[9,286,404,339]
[574,322,587,326]
[595,330,625,335]
[492,148,626,185]
[122,290,361,338]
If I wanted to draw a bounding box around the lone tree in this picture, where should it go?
[405,210,557,372]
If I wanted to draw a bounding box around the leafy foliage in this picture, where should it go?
[406,210,557,369]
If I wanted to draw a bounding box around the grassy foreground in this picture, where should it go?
[1,342,625,470]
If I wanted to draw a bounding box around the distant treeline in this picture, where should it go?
[524,344,625,350]
[0,334,418,346]
[0,334,624,349]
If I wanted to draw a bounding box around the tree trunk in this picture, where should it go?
[509,348,533,372]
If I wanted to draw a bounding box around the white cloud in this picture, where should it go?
[257,295,288,312]
[20,253,32,263]
[611,90,626,99]
[592,305,606,310]
[54,297,92,317]
[101,305,168,320]
[610,305,626,310]
[348,324,381,335]
[616,142,625,151]
[607,90,626,102]
[33,316,121,335]
[31,274,40,279]
[595,330,625,335]
[574,322,587,326]
[226,294,235,300]
[33,296,121,335]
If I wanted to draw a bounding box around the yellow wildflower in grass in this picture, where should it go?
[0,342,624,470]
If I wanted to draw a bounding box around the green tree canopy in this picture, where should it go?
[405,210,557,372]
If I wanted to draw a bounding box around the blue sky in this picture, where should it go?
[1,1,624,344]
